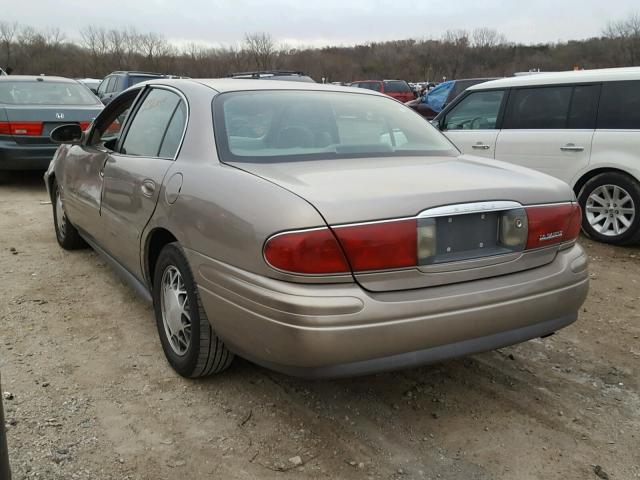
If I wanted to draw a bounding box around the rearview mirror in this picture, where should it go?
[50,124,83,144]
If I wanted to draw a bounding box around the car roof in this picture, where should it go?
[143,78,384,95]
[468,67,640,90]
[0,75,79,83]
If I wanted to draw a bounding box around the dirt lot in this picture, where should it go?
[1,171,639,480]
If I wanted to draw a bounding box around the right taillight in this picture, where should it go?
[525,203,581,249]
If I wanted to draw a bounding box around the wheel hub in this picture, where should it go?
[160,266,192,356]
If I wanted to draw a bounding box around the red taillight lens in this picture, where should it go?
[79,121,91,131]
[0,121,44,136]
[525,203,581,249]
[263,227,350,274]
[333,219,417,271]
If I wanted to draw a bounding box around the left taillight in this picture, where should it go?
[79,121,91,131]
[0,121,43,136]
[263,227,350,274]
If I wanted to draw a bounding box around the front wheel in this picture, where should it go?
[152,243,234,377]
[578,172,640,245]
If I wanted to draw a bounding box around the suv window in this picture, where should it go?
[106,76,118,93]
[503,86,572,129]
[443,90,505,130]
[97,76,111,96]
[121,88,182,157]
[568,84,599,129]
[384,81,411,93]
[597,80,640,129]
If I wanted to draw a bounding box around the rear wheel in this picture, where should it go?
[152,243,234,377]
[52,180,87,250]
[578,172,640,245]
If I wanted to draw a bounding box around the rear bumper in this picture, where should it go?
[0,140,56,170]
[187,244,589,378]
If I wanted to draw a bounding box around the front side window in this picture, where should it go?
[597,81,640,129]
[97,77,110,96]
[503,86,572,129]
[213,90,457,163]
[0,81,100,105]
[443,90,505,130]
[121,88,182,157]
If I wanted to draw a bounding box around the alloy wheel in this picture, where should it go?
[585,184,635,237]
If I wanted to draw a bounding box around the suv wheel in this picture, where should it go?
[152,243,234,377]
[52,180,87,250]
[578,172,640,245]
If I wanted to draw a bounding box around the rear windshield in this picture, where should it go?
[385,81,411,93]
[0,80,100,105]
[213,90,457,163]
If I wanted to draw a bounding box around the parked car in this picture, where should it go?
[432,67,640,245]
[230,70,315,83]
[96,71,176,105]
[0,76,103,170]
[45,79,588,378]
[406,78,497,119]
[350,80,415,102]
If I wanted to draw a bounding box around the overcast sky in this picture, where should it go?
[1,0,637,48]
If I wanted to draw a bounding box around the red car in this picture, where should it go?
[350,80,415,103]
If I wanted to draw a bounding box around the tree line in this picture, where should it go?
[1,14,639,83]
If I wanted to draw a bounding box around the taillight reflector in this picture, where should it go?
[525,203,581,249]
[333,219,417,271]
[0,121,43,136]
[79,121,91,131]
[263,228,349,274]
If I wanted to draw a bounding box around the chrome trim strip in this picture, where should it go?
[417,201,523,218]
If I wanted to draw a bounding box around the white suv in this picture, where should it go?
[433,67,640,245]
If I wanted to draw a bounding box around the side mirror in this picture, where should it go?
[50,124,83,144]
[90,87,98,94]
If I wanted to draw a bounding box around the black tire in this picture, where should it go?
[152,243,234,377]
[578,172,640,245]
[52,180,87,250]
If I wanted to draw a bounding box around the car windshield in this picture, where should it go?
[213,90,458,163]
[0,80,100,105]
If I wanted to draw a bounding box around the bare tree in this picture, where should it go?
[243,32,277,70]
[0,21,18,68]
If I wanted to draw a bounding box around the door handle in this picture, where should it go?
[472,143,490,150]
[141,179,156,197]
[560,144,584,152]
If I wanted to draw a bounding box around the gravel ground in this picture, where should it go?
[1,171,639,480]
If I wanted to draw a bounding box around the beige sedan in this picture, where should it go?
[45,79,588,378]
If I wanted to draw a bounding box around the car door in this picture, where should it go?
[494,84,598,184]
[98,86,187,278]
[439,89,506,158]
[61,90,140,236]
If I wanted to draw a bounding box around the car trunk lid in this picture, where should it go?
[235,155,575,291]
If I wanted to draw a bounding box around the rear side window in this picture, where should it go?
[443,90,505,130]
[384,81,411,93]
[503,86,572,129]
[568,84,599,129]
[597,81,640,129]
[158,101,187,158]
[121,88,182,157]
[106,76,118,93]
